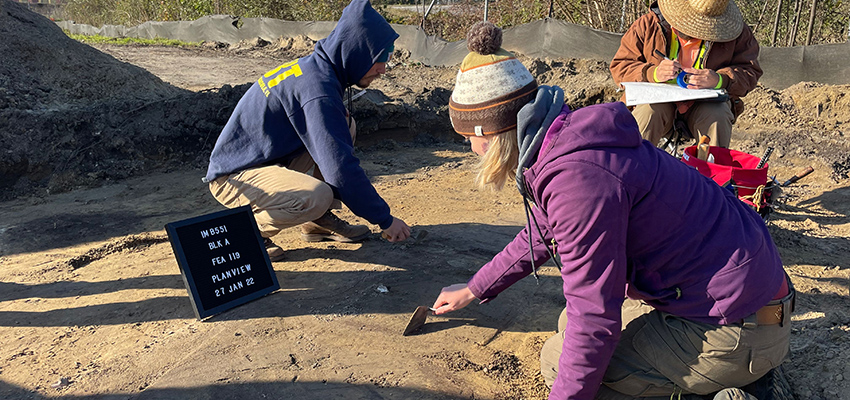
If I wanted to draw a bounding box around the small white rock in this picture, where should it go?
[51,377,69,389]
[376,284,389,293]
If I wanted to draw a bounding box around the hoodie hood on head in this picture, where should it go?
[313,0,399,86]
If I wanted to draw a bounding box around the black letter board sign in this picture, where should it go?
[166,206,279,319]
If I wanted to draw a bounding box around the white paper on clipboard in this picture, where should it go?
[621,82,725,106]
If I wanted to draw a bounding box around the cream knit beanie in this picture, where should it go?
[449,21,538,137]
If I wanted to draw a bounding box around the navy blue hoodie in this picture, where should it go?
[205,0,399,229]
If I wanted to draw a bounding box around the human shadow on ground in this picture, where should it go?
[0,206,220,257]
[8,212,844,330]
[771,185,850,226]
[0,222,565,333]
[789,290,850,334]
[0,143,468,257]
[768,223,850,269]
[795,290,850,311]
[0,275,185,302]
[0,378,477,400]
[767,186,850,269]
[0,210,169,256]
[795,185,850,219]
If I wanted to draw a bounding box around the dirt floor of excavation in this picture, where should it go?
[1,18,849,400]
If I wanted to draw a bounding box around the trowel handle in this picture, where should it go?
[781,166,814,186]
[756,147,773,170]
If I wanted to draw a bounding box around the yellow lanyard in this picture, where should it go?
[669,31,707,69]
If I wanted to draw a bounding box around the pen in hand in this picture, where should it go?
[653,49,682,79]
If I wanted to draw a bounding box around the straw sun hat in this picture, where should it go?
[658,0,744,42]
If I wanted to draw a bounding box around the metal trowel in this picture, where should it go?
[402,306,435,336]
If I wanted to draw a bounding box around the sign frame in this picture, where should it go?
[166,206,280,320]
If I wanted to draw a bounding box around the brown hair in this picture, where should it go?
[475,130,519,191]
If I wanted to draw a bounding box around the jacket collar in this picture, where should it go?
[515,85,565,199]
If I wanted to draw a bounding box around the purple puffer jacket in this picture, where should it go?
[467,102,784,400]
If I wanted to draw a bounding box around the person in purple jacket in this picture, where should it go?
[432,21,793,400]
[204,0,411,261]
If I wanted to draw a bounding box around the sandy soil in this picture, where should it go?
[1,1,849,399]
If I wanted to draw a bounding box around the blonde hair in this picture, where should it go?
[475,130,519,191]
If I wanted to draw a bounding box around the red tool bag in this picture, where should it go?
[681,146,775,220]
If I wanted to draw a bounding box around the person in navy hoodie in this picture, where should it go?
[204,0,411,261]
[432,21,792,400]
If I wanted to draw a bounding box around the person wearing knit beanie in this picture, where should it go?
[449,21,538,138]
[430,20,790,400]
[448,21,538,189]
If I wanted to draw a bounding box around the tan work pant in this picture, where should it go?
[540,298,791,399]
[208,117,356,238]
[632,100,735,148]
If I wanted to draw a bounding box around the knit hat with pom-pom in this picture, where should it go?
[449,21,538,136]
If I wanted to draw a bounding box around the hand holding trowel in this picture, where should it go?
[382,229,428,243]
[402,283,477,336]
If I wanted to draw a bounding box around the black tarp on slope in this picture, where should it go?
[58,16,850,90]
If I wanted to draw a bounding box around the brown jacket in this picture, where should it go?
[610,4,763,114]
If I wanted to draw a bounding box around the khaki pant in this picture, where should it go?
[208,117,356,238]
[632,100,735,148]
[540,297,791,399]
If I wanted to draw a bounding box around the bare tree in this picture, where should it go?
[594,0,606,30]
[753,0,773,34]
[787,0,802,46]
[805,0,817,44]
[771,0,783,45]
[553,0,584,24]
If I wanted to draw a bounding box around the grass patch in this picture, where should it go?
[66,32,200,47]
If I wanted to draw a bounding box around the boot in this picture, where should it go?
[263,237,285,262]
[713,388,758,400]
[740,365,794,400]
[300,211,370,243]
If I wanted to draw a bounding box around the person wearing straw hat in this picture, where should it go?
[433,20,790,400]
[204,0,411,262]
[610,0,762,149]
